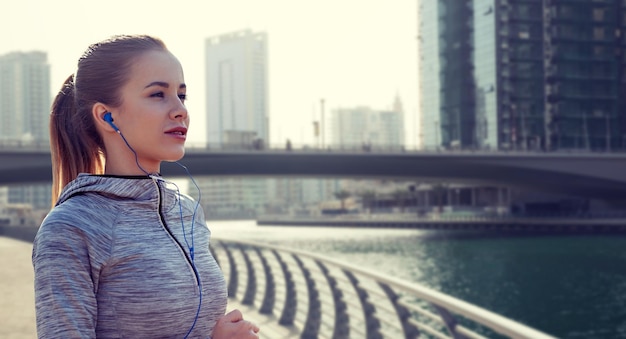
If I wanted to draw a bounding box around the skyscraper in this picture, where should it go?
[419,0,626,151]
[205,29,269,146]
[200,29,270,218]
[0,51,51,211]
[0,51,50,142]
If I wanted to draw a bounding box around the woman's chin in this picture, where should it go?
[161,149,186,162]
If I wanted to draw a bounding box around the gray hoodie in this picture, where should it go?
[32,174,227,338]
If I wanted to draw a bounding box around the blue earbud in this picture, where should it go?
[103,112,119,132]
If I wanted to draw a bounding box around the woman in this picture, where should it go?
[32,35,259,338]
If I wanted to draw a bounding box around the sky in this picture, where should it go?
[2,0,420,148]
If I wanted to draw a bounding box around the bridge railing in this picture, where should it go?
[212,237,556,339]
[4,138,626,155]
[0,139,50,152]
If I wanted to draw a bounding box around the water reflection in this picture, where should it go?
[210,221,626,338]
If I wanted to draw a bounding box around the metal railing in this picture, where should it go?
[212,237,556,339]
[4,138,626,155]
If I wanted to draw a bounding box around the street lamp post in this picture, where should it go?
[320,98,325,149]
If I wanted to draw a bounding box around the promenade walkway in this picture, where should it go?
[1,237,36,339]
[0,236,293,338]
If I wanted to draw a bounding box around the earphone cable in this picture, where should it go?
[116,129,204,337]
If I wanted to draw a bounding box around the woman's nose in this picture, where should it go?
[171,100,188,121]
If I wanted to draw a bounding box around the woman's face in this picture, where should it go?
[113,50,189,173]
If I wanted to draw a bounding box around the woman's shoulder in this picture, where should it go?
[39,196,119,238]
[34,201,118,265]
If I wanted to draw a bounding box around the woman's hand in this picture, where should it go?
[212,309,260,338]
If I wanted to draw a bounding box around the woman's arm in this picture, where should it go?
[32,222,101,338]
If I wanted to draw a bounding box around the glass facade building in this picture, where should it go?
[420,0,626,151]
[420,0,443,147]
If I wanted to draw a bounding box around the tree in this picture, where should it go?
[334,190,351,212]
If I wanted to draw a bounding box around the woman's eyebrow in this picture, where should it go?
[144,82,187,89]
[145,81,169,89]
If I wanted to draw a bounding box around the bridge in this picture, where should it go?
[3,141,626,200]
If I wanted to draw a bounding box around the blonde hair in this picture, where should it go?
[49,35,167,206]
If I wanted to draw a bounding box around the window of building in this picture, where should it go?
[558,24,583,40]
[593,46,609,58]
[513,4,532,18]
[593,27,606,40]
[558,5,576,19]
[593,8,605,22]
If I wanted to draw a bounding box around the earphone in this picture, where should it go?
[102,111,203,337]
[103,112,120,132]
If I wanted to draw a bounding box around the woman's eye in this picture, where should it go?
[150,92,165,98]
[178,94,187,102]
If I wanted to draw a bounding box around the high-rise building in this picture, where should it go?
[0,51,50,142]
[205,29,269,146]
[0,51,51,212]
[330,95,405,149]
[200,29,270,218]
[419,0,626,151]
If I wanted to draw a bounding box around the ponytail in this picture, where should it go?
[49,75,104,206]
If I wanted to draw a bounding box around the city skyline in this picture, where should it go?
[2,0,420,148]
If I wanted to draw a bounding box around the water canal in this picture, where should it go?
[210,220,626,339]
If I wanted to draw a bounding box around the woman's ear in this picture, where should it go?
[92,103,116,132]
